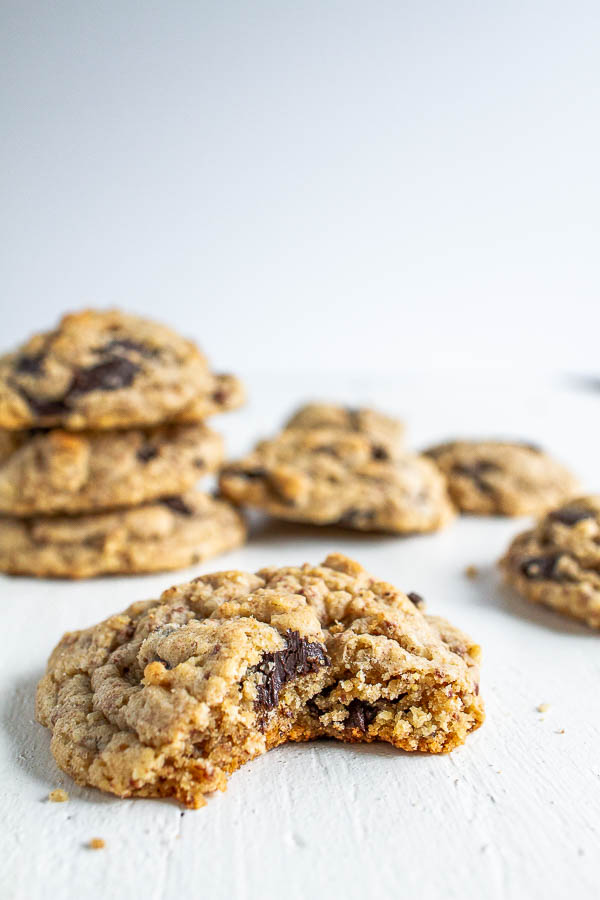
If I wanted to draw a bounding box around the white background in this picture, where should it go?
[1,0,600,370]
[2,3,600,899]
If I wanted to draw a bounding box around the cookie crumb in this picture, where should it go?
[555,729,565,734]
[88,838,105,850]
[465,565,479,579]
[48,788,69,803]
[537,703,550,713]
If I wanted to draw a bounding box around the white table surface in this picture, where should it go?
[2,371,599,900]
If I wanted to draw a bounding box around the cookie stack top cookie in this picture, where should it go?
[0,310,247,576]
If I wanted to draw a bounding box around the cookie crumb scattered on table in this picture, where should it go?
[537,703,550,713]
[465,565,479,579]
[88,838,105,850]
[48,789,69,803]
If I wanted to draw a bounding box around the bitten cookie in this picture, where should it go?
[500,496,600,628]
[36,553,484,807]
[220,426,454,533]
[425,440,578,516]
[0,309,211,430]
[0,490,245,578]
[284,403,404,454]
[0,423,223,516]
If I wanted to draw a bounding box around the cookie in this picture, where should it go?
[0,423,223,516]
[220,427,454,533]
[173,373,246,423]
[36,553,484,807]
[425,440,578,516]
[284,403,404,454]
[500,496,600,628]
[0,309,211,430]
[0,490,245,578]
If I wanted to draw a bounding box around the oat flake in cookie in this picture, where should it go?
[0,309,211,430]
[500,496,600,628]
[0,423,223,516]
[425,440,578,516]
[220,427,454,533]
[36,554,484,807]
[0,489,245,578]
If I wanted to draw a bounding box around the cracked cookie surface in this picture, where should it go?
[0,489,245,578]
[220,426,454,533]
[500,496,600,628]
[0,423,223,516]
[0,309,211,430]
[36,553,484,806]
[425,440,578,516]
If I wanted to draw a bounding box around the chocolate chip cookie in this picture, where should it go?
[500,496,600,628]
[0,423,223,516]
[425,440,578,516]
[284,403,404,454]
[0,490,245,578]
[0,309,211,430]
[36,553,484,807]
[220,426,454,533]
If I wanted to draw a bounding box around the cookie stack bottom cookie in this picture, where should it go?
[0,309,247,577]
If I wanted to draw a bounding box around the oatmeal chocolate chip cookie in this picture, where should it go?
[0,490,245,578]
[173,373,246,423]
[0,309,211,430]
[220,427,454,533]
[0,423,223,516]
[500,497,600,628]
[284,403,404,455]
[36,553,484,807]
[425,440,578,516]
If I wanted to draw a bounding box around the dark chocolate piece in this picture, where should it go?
[254,630,329,717]
[344,699,377,733]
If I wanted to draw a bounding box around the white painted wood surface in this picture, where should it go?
[2,371,599,900]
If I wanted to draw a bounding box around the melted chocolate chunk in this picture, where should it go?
[453,460,500,495]
[345,699,377,733]
[407,591,425,608]
[137,445,158,463]
[161,496,194,516]
[18,389,69,417]
[371,445,389,461]
[69,357,140,395]
[15,353,45,375]
[338,508,376,527]
[520,553,564,580]
[253,630,329,719]
[212,388,226,405]
[549,506,595,526]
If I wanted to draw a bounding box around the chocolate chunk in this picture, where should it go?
[407,591,424,608]
[17,389,69,417]
[69,357,140,395]
[549,506,595,526]
[344,699,377,733]
[137,445,158,463]
[161,496,194,516]
[338,508,376,528]
[371,445,389,461]
[520,553,564,580]
[452,461,500,495]
[15,353,45,375]
[212,389,226,405]
[193,458,206,469]
[238,467,267,479]
[253,630,329,718]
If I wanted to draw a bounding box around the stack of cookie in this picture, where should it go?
[0,309,246,577]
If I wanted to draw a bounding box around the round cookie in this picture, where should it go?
[0,490,245,578]
[425,440,578,516]
[284,403,404,455]
[36,553,483,807]
[500,496,600,628]
[0,423,223,516]
[0,309,210,430]
[220,428,455,533]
